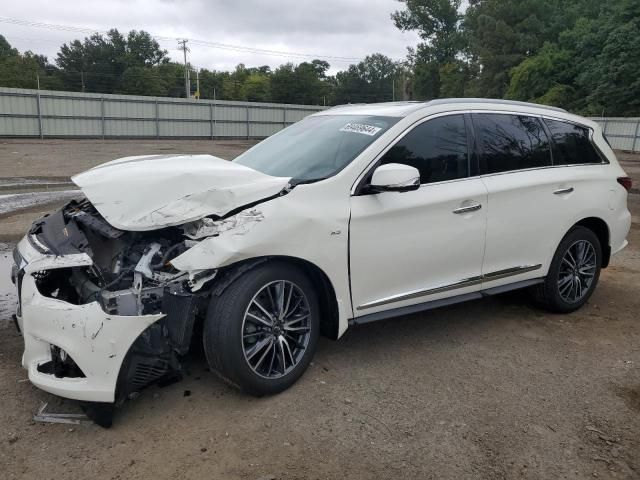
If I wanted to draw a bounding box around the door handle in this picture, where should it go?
[554,187,574,195]
[453,203,482,214]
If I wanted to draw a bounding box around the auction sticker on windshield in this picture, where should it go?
[339,123,382,136]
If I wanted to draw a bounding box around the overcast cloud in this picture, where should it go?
[0,0,421,73]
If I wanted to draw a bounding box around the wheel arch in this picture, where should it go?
[572,217,611,267]
[209,255,341,340]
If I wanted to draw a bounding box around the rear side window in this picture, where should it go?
[380,114,469,184]
[544,119,603,165]
[474,114,552,174]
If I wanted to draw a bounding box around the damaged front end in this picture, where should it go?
[14,198,227,425]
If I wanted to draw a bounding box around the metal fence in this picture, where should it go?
[590,117,640,152]
[0,87,326,139]
[1,88,638,151]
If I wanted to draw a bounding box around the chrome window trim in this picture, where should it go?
[350,107,612,195]
[357,264,542,310]
[351,108,610,195]
[469,110,609,177]
[477,161,608,180]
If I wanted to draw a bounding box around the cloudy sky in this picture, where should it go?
[0,0,422,73]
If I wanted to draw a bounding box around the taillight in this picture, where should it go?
[617,177,633,192]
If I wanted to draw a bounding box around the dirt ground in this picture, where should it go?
[0,140,639,479]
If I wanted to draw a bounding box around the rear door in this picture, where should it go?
[474,113,607,289]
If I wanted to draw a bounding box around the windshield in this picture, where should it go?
[234,115,399,181]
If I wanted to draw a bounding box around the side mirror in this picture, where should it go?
[368,163,420,193]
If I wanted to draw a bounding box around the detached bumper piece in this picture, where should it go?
[14,200,211,427]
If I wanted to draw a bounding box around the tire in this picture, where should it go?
[532,226,602,313]
[203,261,320,396]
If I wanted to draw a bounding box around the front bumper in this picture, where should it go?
[15,235,164,403]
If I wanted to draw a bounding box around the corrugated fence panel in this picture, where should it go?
[44,117,102,137]
[160,120,210,137]
[0,116,39,136]
[250,106,286,124]
[41,95,101,117]
[2,93,38,115]
[105,119,156,137]
[251,123,282,138]
[286,109,315,123]
[590,117,640,152]
[161,102,210,121]
[106,99,155,119]
[216,104,249,122]
[215,122,248,138]
[0,87,325,139]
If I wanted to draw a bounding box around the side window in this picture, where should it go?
[474,114,552,174]
[380,115,468,184]
[544,119,603,165]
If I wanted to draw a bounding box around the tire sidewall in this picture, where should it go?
[205,262,320,396]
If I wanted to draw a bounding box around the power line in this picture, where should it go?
[0,16,364,64]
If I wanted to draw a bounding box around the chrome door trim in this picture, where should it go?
[356,264,542,310]
[483,264,542,281]
[357,276,483,310]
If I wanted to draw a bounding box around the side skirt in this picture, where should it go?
[349,278,544,326]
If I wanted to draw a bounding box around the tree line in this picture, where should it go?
[0,0,637,115]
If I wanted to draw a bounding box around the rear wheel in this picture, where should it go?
[203,262,319,396]
[533,226,602,313]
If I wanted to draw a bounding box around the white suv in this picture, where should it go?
[11,99,632,425]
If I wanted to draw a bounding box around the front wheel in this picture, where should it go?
[203,262,320,396]
[532,226,602,313]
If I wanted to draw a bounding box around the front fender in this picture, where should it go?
[171,192,353,336]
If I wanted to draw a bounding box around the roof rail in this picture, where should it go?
[424,98,567,113]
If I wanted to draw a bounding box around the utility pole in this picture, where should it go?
[81,70,85,93]
[196,70,200,99]
[178,39,190,98]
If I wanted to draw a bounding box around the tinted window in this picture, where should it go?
[380,115,468,184]
[474,114,552,174]
[234,115,399,181]
[544,119,602,165]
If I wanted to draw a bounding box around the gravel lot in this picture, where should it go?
[0,139,639,479]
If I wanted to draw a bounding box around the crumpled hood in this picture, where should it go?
[71,154,291,231]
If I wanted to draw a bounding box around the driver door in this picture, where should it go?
[349,114,488,317]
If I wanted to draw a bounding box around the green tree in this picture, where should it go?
[506,43,573,103]
[392,0,466,98]
[573,0,640,115]
[503,0,640,115]
[0,35,18,59]
[270,63,297,103]
[271,60,330,104]
[197,68,225,100]
[0,37,63,90]
[244,73,271,102]
[55,29,168,93]
[334,54,398,103]
[392,0,464,63]
[118,66,167,96]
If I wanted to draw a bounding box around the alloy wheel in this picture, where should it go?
[557,239,597,303]
[241,280,312,379]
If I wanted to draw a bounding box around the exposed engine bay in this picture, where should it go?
[25,199,223,418]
